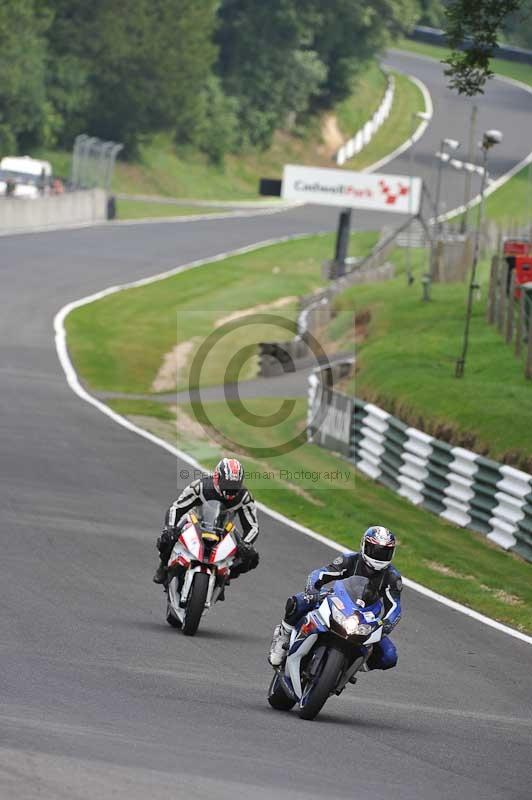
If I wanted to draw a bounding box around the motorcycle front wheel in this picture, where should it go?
[165,596,182,628]
[182,572,210,636]
[298,646,345,721]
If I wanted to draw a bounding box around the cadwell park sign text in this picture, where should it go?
[282,164,422,214]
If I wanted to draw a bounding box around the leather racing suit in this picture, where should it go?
[156,476,259,578]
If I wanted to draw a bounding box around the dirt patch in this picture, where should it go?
[485,587,523,606]
[425,560,463,578]
[355,309,371,344]
[151,339,198,393]
[171,404,218,447]
[320,113,344,158]
[425,561,523,606]
[215,296,297,328]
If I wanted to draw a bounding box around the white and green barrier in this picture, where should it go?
[307,378,532,562]
[335,75,395,166]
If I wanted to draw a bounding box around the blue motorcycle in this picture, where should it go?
[268,575,385,721]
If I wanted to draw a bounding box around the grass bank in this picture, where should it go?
[330,248,532,469]
[66,230,532,462]
[482,164,532,226]
[106,395,532,634]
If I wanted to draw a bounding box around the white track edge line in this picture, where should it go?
[53,239,532,647]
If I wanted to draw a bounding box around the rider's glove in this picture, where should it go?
[303,590,321,606]
[157,526,178,552]
[237,541,259,569]
[237,539,252,558]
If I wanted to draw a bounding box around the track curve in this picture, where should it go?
[0,52,531,800]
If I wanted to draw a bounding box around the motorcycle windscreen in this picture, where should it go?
[199,500,225,532]
[339,575,380,609]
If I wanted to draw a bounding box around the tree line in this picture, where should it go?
[0,1,524,162]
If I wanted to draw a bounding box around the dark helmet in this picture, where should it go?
[360,526,396,571]
[213,458,244,500]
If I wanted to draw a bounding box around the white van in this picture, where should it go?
[0,156,53,198]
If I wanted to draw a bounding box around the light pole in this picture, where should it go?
[528,161,532,242]
[429,138,460,286]
[460,104,478,234]
[455,129,503,378]
[406,110,431,285]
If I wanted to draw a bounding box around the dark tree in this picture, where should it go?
[443,0,523,95]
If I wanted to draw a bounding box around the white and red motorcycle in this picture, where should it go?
[164,500,240,636]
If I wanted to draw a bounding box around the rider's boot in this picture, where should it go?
[269,621,293,666]
[152,561,168,585]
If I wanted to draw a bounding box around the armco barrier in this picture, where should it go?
[309,386,532,562]
[0,189,107,234]
[408,25,532,66]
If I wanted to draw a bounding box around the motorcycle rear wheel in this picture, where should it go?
[267,672,295,711]
[298,646,345,721]
[182,572,210,636]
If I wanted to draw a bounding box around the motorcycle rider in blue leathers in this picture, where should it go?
[269,526,402,670]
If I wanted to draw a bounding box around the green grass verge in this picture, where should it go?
[482,164,532,226]
[115,199,225,219]
[107,395,532,634]
[395,38,532,87]
[65,232,377,394]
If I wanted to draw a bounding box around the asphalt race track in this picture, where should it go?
[1,52,531,800]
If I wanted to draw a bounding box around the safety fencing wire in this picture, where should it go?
[70,135,123,192]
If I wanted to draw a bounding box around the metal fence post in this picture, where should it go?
[105,143,124,193]
[497,261,508,334]
[515,289,525,358]
[70,134,88,188]
[487,254,498,324]
[526,303,532,379]
[505,270,515,343]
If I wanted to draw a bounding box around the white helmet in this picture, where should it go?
[360,526,396,571]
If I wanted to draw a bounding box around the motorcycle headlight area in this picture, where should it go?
[331,606,373,636]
